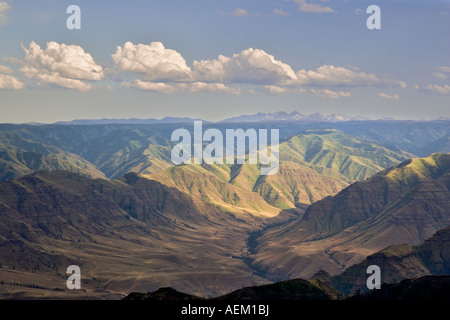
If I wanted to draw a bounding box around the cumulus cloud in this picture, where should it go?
[19,41,103,91]
[378,93,399,100]
[0,74,23,90]
[113,41,406,95]
[0,1,10,21]
[0,64,12,74]
[273,9,289,16]
[439,66,450,73]
[193,48,297,84]
[421,84,450,95]
[231,8,249,16]
[295,65,379,87]
[293,0,335,13]
[125,80,180,93]
[220,8,250,16]
[112,41,191,82]
[125,80,240,94]
[311,89,350,99]
[0,63,23,90]
[255,85,306,95]
[188,82,241,94]
[432,72,447,80]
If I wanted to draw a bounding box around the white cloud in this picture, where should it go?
[432,72,447,80]
[0,63,23,90]
[0,74,23,90]
[258,85,306,95]
[220,8,250,16]
[273,9,289,16]
[231,8,249,16]
[19,41,103,91]
[0,64,12,74]
[3,57,22,64]
[311,89,351,99]
[355,8,364,15]
[378,92,399,100]
[0,1,10,21]
[188,82,241,94]
[422,84,450,95]
[293,0,335,13]
[112,41,191,82]
[262,85,291,94]
[125,80,180,93]
[193,48,297,84]
[295,65,379,87]
[125,80,240,94]
[438,66,450,73]
[113,42,405,95]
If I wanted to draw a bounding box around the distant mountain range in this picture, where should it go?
[220,111,369,123]
[42,112,450,125]
[52,117,204,125]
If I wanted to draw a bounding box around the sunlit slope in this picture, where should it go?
[0,143,105,181]
[146,129,412,214]
[280,129,412,182]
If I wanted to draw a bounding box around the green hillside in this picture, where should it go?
[145,129,412,215]
[280,129,412,182]
[0,143,105,180]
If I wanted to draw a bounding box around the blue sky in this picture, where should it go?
[0,0,449,123]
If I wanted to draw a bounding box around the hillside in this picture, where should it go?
[0,171,274,298]
[0,143,105,181]
[124,278,342,300]
[123,226,450,301]
[279,129,411,182]
[0,122,423,184]
[349,275,450,300]
[145,129,411,215]
[250,153,450,281]
[331,225,450,295]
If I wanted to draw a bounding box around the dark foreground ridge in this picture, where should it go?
[123,275,450,301]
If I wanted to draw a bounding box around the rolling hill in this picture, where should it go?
[0,170,275,298]
[250,153,450,281]
[145,129,412,215]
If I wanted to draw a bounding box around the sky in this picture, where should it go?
[0,0,449,123]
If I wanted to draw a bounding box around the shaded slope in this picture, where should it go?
[0,171,273,298]
[215,278,341,300]
[123,278,342,301]
[331,225,450,295]
[349,275,450,300]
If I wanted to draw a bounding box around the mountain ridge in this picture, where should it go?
[250,153,450,281]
